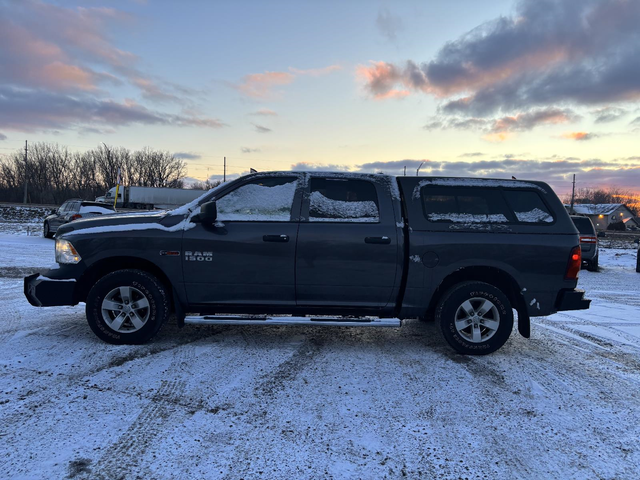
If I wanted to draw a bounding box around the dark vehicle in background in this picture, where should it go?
[570,215,599,271]
[26,172,590,355]
[43,200,115,239]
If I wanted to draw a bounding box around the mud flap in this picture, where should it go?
[517,307,530,338]
[172,287,186,328]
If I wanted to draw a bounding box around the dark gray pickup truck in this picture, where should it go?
[24,172,590,354]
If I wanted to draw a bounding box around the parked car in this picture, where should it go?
[570,215,599,271]
[25,172,590,355]
[43,200,115,238]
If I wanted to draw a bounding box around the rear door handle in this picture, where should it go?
[263,234,289,243]
[365,236,391,244]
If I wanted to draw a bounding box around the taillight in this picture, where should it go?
[579,236,597,244]
[565,246,581,280]
[70,214,82,221]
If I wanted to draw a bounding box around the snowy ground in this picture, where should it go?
[1,234,639,479]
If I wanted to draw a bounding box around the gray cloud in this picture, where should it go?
[253,124,272,133]
[459,152,485,158]
[0,87,225,132]
[592,107,628,124]
[0,132,6,141]
[174,152,202,160]
[360,0,640,118]
[241,147,260,153]
[376,8,403,41]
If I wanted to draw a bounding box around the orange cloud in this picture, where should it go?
[561,132,596,141]
[289,65,342,76]
[482,132,513,142]
[235,71,295,98]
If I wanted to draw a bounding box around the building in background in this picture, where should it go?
[565,204,639,231]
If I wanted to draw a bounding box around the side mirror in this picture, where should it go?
[198,201,217,224]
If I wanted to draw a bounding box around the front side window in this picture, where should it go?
[217,177,297,221]
[422,187,511,223]
[309,178,379,223]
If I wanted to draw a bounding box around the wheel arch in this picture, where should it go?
[74,257,175,307]
[426,266,530,338]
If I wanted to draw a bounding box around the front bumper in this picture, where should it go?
[555,289,591,312]
[24,273,78,307]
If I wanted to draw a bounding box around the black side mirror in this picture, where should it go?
[198,201,217,224]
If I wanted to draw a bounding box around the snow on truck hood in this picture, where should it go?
[56,210,192,237]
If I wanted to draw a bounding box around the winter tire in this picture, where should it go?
[587,254,599,272]
[86,269,169,345]
[43,222,54,239]
[436,281,513,355]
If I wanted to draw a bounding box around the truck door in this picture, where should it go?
[295,176,399,308]
[181,175,302,306]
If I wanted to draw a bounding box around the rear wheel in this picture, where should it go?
[436,281,513,355]
[43,222,54,239]
[587,254,599,272]
[86,269,169,344]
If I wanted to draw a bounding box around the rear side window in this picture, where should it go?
[309,178,379,223]
[217,177,297,221]
[572,216,595,234]
[421,187,511,223]
[503,190,554,224]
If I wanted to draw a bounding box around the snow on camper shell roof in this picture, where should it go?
[412,177,547,199]
[567,204,624,215]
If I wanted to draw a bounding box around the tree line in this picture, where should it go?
[0,142,191,205]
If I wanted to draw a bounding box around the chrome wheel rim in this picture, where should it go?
[101,286,150,333]
[454,297,500,343]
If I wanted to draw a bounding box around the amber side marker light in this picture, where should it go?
[565,246,582,280]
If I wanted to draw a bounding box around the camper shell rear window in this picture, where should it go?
[420,186,555,225]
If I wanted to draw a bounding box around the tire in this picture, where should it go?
[86,269,169,345]
[587,254,599,272]
[436,281,513,355]
[43,222,54,239]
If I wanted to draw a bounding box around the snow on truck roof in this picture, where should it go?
[170,172,547,215]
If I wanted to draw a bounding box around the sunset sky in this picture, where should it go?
[1,0,639,197]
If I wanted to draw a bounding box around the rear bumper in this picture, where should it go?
[555,289,591,312]
[24,273,78,307]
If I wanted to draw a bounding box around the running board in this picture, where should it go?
[184,315,401,328]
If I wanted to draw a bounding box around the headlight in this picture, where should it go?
[55,238,82,264]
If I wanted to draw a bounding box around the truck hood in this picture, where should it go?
[56,211,187,237]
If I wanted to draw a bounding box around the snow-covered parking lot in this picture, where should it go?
[1,233,639,479]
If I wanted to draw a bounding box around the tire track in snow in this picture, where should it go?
[85,345,196,480]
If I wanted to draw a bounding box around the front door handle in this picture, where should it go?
[263,234,289,243]
[365,236,391,244]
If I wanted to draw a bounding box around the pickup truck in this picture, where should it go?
[24,171,590,354]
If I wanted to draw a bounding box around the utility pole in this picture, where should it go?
[570,174,576,214]
[23,140,28,204]
[403,166,406,176]
[223,157,226,182]
[416,161,425,176]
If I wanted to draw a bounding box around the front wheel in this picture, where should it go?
[436,281,513,355]
[86,269,170,344]
[43,222,54,239]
